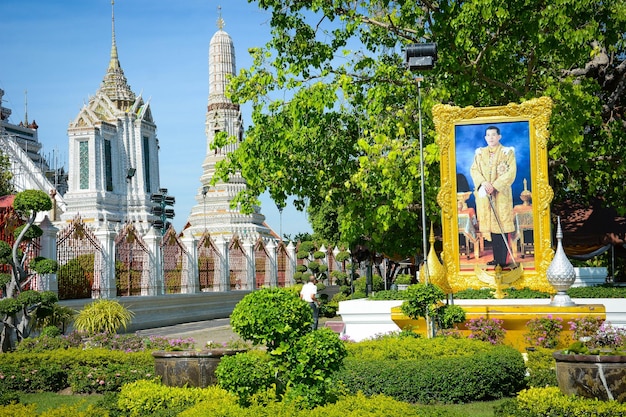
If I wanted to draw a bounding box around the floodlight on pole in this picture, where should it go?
[404,42,437,286]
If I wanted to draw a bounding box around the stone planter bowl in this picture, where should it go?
[152,349,246,388]
[553,351,626,402]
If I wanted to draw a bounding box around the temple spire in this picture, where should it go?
[217,5,224,30]
[100,0,134,106]
[108,0,120,71]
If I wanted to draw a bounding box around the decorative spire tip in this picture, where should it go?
[217,5,224,30]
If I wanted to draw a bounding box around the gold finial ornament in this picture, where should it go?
[420,224,451,294]
[217,6,225,30]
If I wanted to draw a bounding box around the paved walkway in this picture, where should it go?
[135,318,240,348]
[135,316,343,349]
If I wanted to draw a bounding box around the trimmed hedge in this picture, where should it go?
[0,348,154,394]
[337,338,526,404]
[494,387,626,416]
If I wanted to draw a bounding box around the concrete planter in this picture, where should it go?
[553,351,626,402]
[337,299,404,342]
[573,267,608,287]
[152,349,245,388]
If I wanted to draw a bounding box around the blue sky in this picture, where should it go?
[0,0,312,237]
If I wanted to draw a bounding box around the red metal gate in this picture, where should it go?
[162,227,186,294]
[254,238,269,288]
[56,216,102,300]
[197,233,218,292]
[229,236,246,290]
[115,223,149,296]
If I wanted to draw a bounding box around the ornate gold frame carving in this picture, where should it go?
[432,97,554,292]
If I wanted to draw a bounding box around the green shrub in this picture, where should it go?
[15,335,72,352]
[525,347,558,388]
[567,284,626,298]
[230,287,312,350]
[346,333,495,361]
[118,380,238,417]
[353,275,384,293]
[38,403,110,417]
[215,351,274,406]
[494,386,626,416]
[0,384,19,406]
[0,361,66,392]
[454,288,495,299]
[73,300,134,335]
[0,348,154,394]
[338,338,526,404]
[40,326,61,338]
[280,328,348,407]
[368,289,411,300]
[0,403,37,417]
[506,287,551,299]
[180,391,425,417]
[68,361,155,394]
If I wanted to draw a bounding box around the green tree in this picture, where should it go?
[0,189,57,351]
[214,0,625,258]
[0,149,14,196]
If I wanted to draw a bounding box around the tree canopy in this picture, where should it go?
[214,0,626,257]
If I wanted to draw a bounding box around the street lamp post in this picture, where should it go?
[404,42,437,284]
[202,186,209,232]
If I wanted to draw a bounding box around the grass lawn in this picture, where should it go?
[18,392,506,416]
[18,392,104,413]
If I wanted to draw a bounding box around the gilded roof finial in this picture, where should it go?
[217,5,225,30]
[109,0,119,70]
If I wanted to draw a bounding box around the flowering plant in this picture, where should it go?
[568,316,604,342]
[560,315,626,355]
[205,338,251,350]
[524,315,563,349]
[467,317,506,345]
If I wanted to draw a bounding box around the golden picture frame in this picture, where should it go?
[432,97,554,293]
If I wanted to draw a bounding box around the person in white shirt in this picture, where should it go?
[299,274,319,330]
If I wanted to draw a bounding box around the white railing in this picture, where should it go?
[0,134,66,212]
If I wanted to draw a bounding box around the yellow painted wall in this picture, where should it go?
[391,304,606,351]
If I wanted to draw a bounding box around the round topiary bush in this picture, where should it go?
[230,287,312,350]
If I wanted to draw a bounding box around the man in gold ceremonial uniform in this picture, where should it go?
[470,126,516,267]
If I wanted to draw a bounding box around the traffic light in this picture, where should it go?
[150,188,175,235]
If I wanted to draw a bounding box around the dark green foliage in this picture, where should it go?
[228,290,347,408]
[68,362,155,394]
[12,189,52,216]
[567,284,626,298]
[368,289,411,300]
[231,287,312,350]
[338,337,526,404]
[16,289,41,306]
[338,345,526,404]
[29,257,59,274]
[40,326,62,338]
[525,347,558,388]
[0,273,10,287]
[215,351,275,406]
[282,327,347,387]
[0,348,154,394]
[0,241,11,264]
[0,297,21,315]
[0,385,19,406]
[506,288,551,299]
[455,285,626,300]
[401,283,445,320]
[353,275,384,293]
[13,224,42,241]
